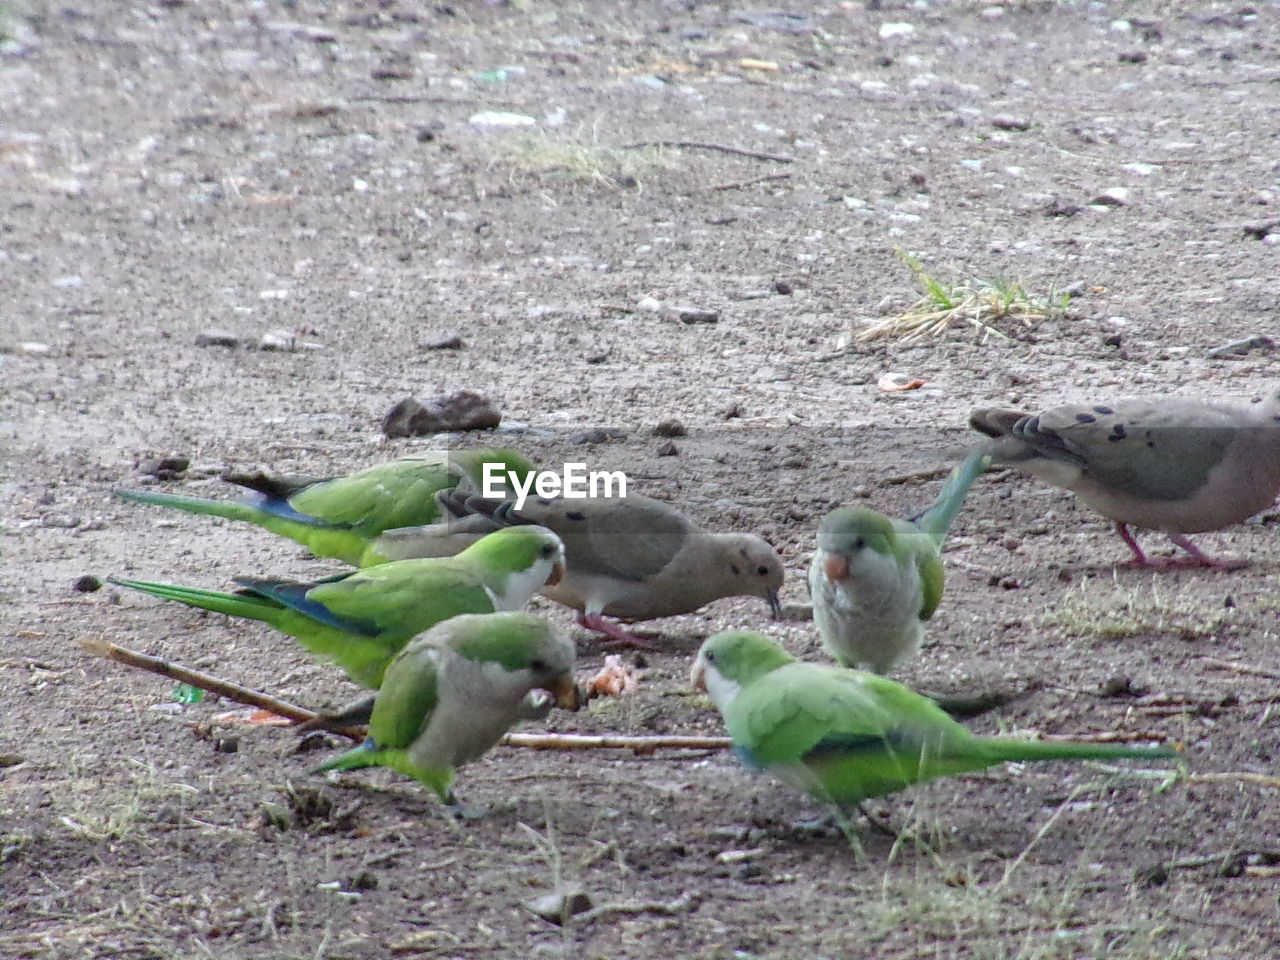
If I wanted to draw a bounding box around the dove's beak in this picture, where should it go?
[823,553,849,582]
[544,673,582,711]
[545,560,565,587]
[689,657,707,693]
[766,588,783,620]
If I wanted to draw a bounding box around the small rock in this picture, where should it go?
[1098,676,1146,698]
[774,280,793,295]
[213,737,239,754]
[1043,197,1083,218]
[568,427,627,445]
[1118,50,1148,63]
[652,419,687,437]
[72,575,102,593]
[675,307,719,325]
[524,889,594,925]
[259,329,299,351]
[636,296,663,312]
[990,116,1031,131]
[1134,863,1168,887]
[715,848,765,864]
[347,870,379,892]
[1090,187,1131,207]
[722,402,744,420]
[878,22,915,39]
[195,329,241,348]
[584,350,609,365]
[138,455,191,479]
[1207,335,1275,359]
[0,754,26,768]
[42,514,80,529]
[15,341,52,355]
[1060,280,1088,297]
[423,334,464,350]
[381,392,501,438]
[780,603,813,621]
[1242,219,1280,240]
[656,440,679,456]
[1102,334,1123,348]
[735,863,767,881]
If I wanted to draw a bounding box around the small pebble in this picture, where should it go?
[1090,187,1131,207]
[138,455,190,479]
[774,280,793,295]
[991,116,1031,131]
[195,329,241,348]
[652,419,687,437]
[423,334,464,350]
[213,737,239,754]
[675,307,719,325]
[569,427,627,445]
[259,329,298,351]
[72,575,102,593]
[524,889,594,925]
[382,391,501,437]
[656,440,679,456]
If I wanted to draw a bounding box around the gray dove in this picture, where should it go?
[970,386,1280,568]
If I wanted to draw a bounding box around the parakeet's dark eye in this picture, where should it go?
[539,544,556,558]
[756,565,770,577]
[852,537,865,550]
[530,659,548,673]
[703,651,716,664]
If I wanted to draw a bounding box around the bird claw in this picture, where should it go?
[577,613,662,650]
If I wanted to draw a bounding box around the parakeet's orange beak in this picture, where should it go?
[544,673,582,711]
[823,553,849,581]
[689,659,707,693]
[545,560,565,587]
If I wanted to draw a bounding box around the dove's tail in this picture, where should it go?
[108,576,285,626]
[909,448,991,543]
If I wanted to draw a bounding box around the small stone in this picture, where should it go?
[991,116,1031,131]
[1118,50,1148,63]
[1060,280,1088,297]
[381,392,501,437]
[423,334,464,350]
[1090,187,1130,207]
[1102,334,1123,348]
[1098,676,1145,698]
[1242,219,1280,240]
[72,575,102,593]
[15,342,52,355]
[716,848,765,864]
[656,441,678,457]
[259,329,299,351]
[675,307,719,325]
[213,737,239,754]
[524,889,594,925]
[636,296,663,312]
[780,603,813,621]
[652,419,687,437]
[774,280,793,295]
[138,455,191,478]
[568,427,627,445]
[468,111,537,127]
[1134,863,1168,887]
[347,870,379,891]
[584,350,609,365]
[722,402,744,420]
[1043,197,1083,218]
[735,863,767,881]
[195,329,241,348]
[42,514,80,529]
[878,22,915,39]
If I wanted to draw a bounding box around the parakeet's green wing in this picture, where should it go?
[367,644,440,749]
[304,560,493,635]
[288,455,453,536]
[891,518,946,622]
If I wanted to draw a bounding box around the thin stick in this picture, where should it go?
[708,172,792,191]
[1199,657,1280,682]
[501,732,731,753]
[622,140,795,164]
[78,637,365,739]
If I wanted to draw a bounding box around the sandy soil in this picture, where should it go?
[3,1,1279,957]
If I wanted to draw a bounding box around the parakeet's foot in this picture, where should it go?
[295,695,376,734]
[577,612,661,650]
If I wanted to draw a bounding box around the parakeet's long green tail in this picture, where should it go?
[108,577,285,626]
[911,448,991,543]
[310,742,379,774]
[113,488,269,524]
[978,737,1177,764]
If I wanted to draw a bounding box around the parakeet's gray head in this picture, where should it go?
[691,630,794,711]
[814,508,896,581]
[442,611,579,709]
[714,535,786,617]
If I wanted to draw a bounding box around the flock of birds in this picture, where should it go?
[105,387,1280,830]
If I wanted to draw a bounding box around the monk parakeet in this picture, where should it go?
[112,448,535,566]
[376,489,785,647]
[970,386,1280,569]
[808,449,989,674]
[109,526,565,688]
[692,631,1176,815]
[312,612,578,813]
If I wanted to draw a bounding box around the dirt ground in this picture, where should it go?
[3,0,1280,957]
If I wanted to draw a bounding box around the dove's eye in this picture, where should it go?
[756,565,770,577]
[530,659,548,673]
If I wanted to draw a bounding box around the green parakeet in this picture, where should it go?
[692,631,1176,812]
[112,448,535,566]
[109,526,565,688]
[808,449,989,673]
[312,612,578,812]
[970,386,1280,569]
